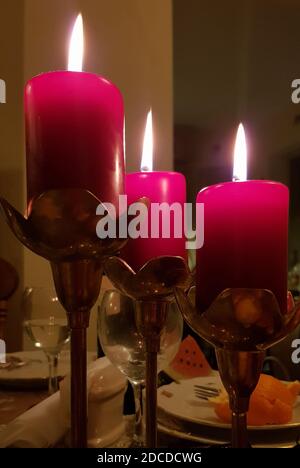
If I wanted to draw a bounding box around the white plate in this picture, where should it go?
[157,373,300,431]
[157,373,300,446]
[157,423,297,448]
[0,351,97,389]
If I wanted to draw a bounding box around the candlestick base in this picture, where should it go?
[174,287,300,448]
[104,256,191,448]
[0,189,131,448]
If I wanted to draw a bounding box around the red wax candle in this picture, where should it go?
[122,110,186,271]
[123,171,187,271]
[25,16,124,213]
[196,126,289,315]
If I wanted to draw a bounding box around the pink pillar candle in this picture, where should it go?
[123,171,187,271]
[25,71,124,213]
[196,181,289,314]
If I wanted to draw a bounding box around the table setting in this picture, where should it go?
[0,11,300,451]
[0,343,299,449]
[157,372,300,448]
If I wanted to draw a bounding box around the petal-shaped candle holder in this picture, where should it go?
[174,287,300,448]
[104,255,191,447]
[0,189,133,448]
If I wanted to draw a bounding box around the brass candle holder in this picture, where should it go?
[0,189,131,448]
[174,286,300,448]
[104,255,191,448]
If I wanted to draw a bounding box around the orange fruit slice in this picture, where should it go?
[211,373,300,426]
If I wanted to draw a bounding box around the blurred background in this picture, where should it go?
[1,0,300,352]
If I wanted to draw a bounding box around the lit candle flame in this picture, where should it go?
[141,109,153,172]
[233,123,247,181]
[68,14,84,72]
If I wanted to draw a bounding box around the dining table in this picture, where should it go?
[0,351,299,449]
[0,388,47,426]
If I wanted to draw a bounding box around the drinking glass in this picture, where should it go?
[22,287,70,394]
[98,289,183,447]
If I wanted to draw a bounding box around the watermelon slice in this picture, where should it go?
[165,335,212,381]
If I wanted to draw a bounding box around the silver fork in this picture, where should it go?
[194,384,220,400]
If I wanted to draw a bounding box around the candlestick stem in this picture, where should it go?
[231,409,248,448]
[135,300,168,448]
[51,259,103,448]
[215,349,264,449]
[71,326,87,448]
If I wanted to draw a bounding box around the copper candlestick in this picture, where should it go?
[0,258,19,341]
[104,255,191,447]
[174,287,300,448]
[0,189,130,448]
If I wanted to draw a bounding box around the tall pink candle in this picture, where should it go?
[25,16,124,213]
[196,126,289,314]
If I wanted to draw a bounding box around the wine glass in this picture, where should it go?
[98,289,183,447]
[22,287,70,394]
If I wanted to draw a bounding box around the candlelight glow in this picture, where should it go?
[233,123,247,181]
[68,14,84,72]
[141,109,153,172]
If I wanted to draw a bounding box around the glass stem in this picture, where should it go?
[132,382,144,447]
[46,353,59,395]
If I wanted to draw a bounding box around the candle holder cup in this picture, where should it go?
[104,255,191,448]
[0,189,142,448]
[174,286,300,448]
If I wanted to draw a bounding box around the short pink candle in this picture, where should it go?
[123,171,187,271]
[196,182,289,314]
